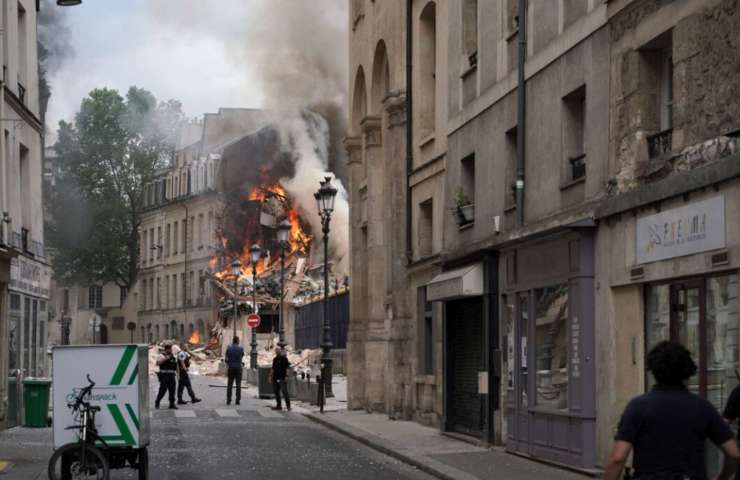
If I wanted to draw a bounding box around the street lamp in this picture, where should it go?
[314,176,338,398]
[249,243,262,369]
[231,259,242,337]
[277,219,291,349]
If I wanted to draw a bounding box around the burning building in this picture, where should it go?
[135,107,350,356]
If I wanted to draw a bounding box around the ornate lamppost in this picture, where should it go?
[249,243,262,369]
[231,259,242,337]
[314,177,338,397]
[277,219,291,349]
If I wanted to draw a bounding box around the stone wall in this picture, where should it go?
[609,0,740,195]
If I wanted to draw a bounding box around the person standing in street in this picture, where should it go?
[604,341,740,480]
[225,336,244,405]
[270,346,291,411]
[177,343,202,405]
[155,342,178,410]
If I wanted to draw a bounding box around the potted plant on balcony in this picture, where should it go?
[454,188,474,226]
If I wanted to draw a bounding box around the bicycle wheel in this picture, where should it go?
[48,442,110,480]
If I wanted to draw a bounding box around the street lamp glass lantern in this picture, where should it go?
[316,177,338,214]
[231,259,242,277]
[277,219,291,246]
[249,244,262,264]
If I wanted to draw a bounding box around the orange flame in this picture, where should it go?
[188,330,200,344]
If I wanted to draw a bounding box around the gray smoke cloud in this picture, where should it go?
[148,0,351,272]
[38,0,75,75]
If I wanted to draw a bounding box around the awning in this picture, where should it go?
[426,263,484,301]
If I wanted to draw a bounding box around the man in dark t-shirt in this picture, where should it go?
[605,341,739,480]
[270,347,291,411]
[722,382,740,480]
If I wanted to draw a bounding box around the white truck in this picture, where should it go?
[52,345,150,479]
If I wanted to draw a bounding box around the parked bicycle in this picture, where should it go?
[48,374,110,480]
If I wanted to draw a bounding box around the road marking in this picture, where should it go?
[174,410,197,418]
[215,409,239,417]
[257,408,284,418]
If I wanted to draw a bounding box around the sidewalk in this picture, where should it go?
[0,426,52,480]
[304,410,591,480]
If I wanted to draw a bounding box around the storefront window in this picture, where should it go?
[23,297,30,376]
[706,274,739,411]
[646,284,670,389]
[504,296,515,393]
[520,294,529,408]
[8,294,21,373]
[534,285,569,410]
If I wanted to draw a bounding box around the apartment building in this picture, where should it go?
[0,0,50,430]
[137,109,267,345]
[348,0,740,472]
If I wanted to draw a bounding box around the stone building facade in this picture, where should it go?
[348,0,740,473]
[347,0,450,422]
[136,109,268,347]
[0,0,50,430]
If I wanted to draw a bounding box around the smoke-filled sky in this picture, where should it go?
[44,0,348,137]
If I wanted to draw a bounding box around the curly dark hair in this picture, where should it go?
[647,341,697,386]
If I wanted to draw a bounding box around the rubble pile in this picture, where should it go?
[147,339,224,377]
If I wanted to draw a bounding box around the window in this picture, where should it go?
[189,271,195,305]
[17,2,27,88]
[149,228,155,261]
[120,287,128,305]
[181,273,186,306]
[505,127,518,208]
[165,224,171,257]
[165,276,170,309]
[156,277,161,309]
[534,285,569,411]
[164,324,169,339]
[88,286,103,309]
[189,216,195,252]
[659,49,673,132]
[173,221,179,255]
[462,0,478,66]
[157,226,162,258]
[112,317,124,330]
[418,199,433,258]
[418,288,434,374]
[198,214,204,248]
[63,289,70,312]
[149,279,154,311]
[20,144,30,231]
[563,0,587,31]
[419,2,437,137]
[506,0,519,34]
[141,280,147,309]
[562,85,586,182]
[181,218,188,253]
[461,154,475,205]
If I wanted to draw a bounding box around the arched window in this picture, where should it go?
[352,67,368,134]
[164,324,169,339]
[419,2,437,136]
[371,40,390,115]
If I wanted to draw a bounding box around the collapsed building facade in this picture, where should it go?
[348,0,740,473]
[137,108,349,359]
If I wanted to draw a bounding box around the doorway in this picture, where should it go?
[645,273,739,476]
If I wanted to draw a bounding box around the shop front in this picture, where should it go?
[6,255,51,427]
[629,194,738,476]
[427,255,499,443]
[501,229,596,469]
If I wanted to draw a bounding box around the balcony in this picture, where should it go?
[647,129,673,159]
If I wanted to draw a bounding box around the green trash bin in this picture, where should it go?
[23,377,52,428]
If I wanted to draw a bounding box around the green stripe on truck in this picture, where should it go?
[125,403,140,431]
[110,345,137,385]
[127,364,139,385]
[107,404,136,446]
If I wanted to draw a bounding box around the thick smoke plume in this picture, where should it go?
[148,0,351,273]
[38,0,75,125]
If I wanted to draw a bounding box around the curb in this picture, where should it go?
[304,413,479,480]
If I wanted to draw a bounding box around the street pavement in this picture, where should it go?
[0,374,434,480]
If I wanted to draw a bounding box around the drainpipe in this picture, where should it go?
[405,0,413,259]
[515,0,527,227]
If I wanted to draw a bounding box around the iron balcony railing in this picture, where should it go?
[647,129,673,159]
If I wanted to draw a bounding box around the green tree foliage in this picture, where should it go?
[47,87,183,288]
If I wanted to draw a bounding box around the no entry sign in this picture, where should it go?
[247,313,261,329]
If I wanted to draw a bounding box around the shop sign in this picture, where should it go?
[9,256,51,298]
[636,196,725,264]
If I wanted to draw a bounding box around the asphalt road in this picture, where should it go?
[120,374,434,480]
[0,374,434,480]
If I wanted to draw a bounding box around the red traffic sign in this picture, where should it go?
[246,313,261,329]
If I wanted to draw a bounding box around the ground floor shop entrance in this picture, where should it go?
[645,272,739,477]
[445,298,484,436]
[502,231,596,469]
